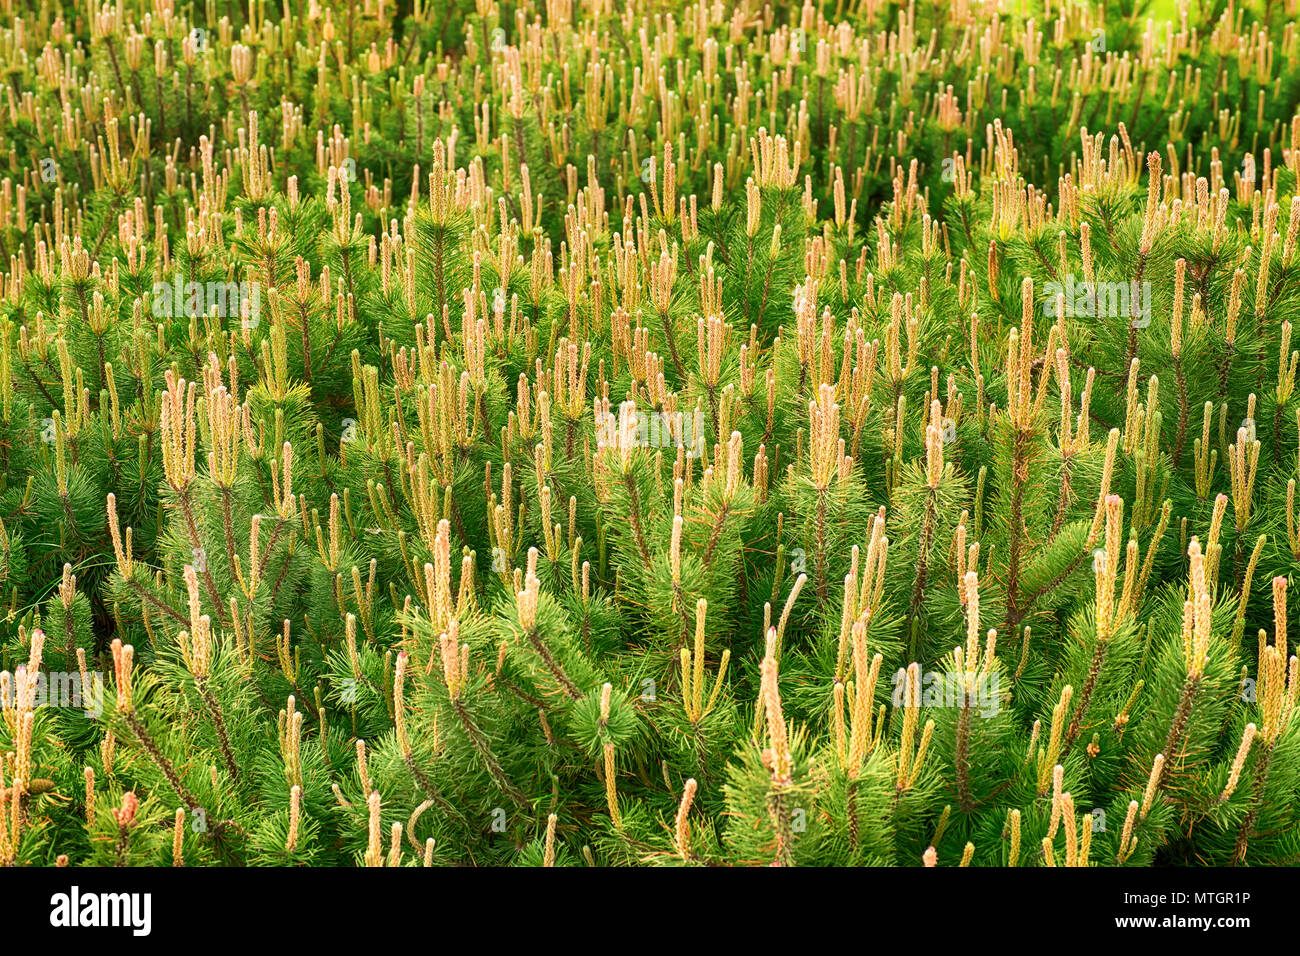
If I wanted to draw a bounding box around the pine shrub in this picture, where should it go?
[0,0,1299,867]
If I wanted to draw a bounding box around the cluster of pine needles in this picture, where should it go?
[1,0,1300,866]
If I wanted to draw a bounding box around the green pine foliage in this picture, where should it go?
[0,0,1299,868]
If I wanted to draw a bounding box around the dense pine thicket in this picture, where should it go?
[1,0,1300,867]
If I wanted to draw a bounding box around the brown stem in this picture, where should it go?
[1003,429,1028,637]
[197,679,241,784]
[955,696,975,813]
[128,578,189,626]
[907,491,938,659]
[451,698,530,812]
[524,626,582,701]
[1231,741,1273,864]
[660,308,686,381]
[124,711,203,812]
[1172,354,1190,467]
[700,500,732,567]
[1156,675,1201,794]
[219,487,240,578]
[178,488,230,628]
[403,750,471,830]
[1061,639,1109,759]
[622,472,653,570]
